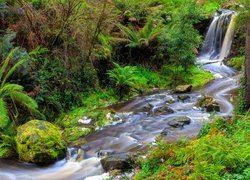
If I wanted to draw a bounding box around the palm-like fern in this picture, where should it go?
[108,63,148,98]
[0,48,44,131]
[108,63,139,88]
[118,19,163,48]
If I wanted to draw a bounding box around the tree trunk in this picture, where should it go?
[245,19,250,108]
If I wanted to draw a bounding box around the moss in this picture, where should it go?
[227,56,244,71]
[15,120,66,164]
[188,66,214,89]
[63,127,92,145]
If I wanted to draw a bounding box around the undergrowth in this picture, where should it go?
[135,115,250,180]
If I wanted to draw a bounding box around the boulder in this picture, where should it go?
[196,96,220,112]
[206,103,220,112]
[175,85,192,93]
[178,95,190,101]
[16,120,66,164]
[167,116,191,128]
[161,116,191,135]
[152,105,174,115]
[100,153,133,172]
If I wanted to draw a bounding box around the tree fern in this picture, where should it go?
[117,24,140,48]
[118,19,162,48]
[0,48,45,131]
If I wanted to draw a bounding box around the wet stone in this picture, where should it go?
[206,103,220,112]
[152,105,174,115]
[178,95,190,101]
[167,116,191,128]
[97,150,116,158]
[100,153,133,172]
[174,85,192,93]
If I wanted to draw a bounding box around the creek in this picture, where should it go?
[0,9,240,180]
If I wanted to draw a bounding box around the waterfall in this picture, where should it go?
[199,10,236,62]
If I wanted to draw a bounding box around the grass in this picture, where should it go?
[56,88,118,128]
[134,114,250,180]
[187,66,214,89]
[162,64,214,88]
[228,56,244,71]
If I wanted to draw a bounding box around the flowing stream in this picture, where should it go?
[0,10,240,180]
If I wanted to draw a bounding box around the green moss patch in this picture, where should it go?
[16,120,66,164]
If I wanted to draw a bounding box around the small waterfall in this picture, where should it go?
[200,10,236,61]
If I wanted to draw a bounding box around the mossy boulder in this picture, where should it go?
[196,96,220,112]
[62,127,92,146]
[16,120,66,164]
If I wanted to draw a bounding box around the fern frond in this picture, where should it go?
[9,91,45,119]
[117,24,140,47]
[0,98,10,130]
[0,47,19,82]
[0,84,23,98]
[1,59,28,88]
[9,91,38,110]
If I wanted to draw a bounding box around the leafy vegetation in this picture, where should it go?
[0,48,44,133]
[135,115,250,180]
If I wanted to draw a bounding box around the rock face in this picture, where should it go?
[16,120,66,164]
[196,96,220,112]
[175,85,192,93]
[100,153,133,172]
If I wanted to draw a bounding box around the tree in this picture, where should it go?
[245,18,250,108]
[0,48,44,132]
[237,0,250,108]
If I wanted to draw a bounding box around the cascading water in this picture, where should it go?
[199,10,236,62]
[199,9,239,116]
[0,9,240,180]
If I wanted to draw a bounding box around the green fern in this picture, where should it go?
[118,19,162,48]
[0,48,45,131]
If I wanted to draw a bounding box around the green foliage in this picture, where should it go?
[0,48,44,132]
[0,133,16,158]
[113,0,151,21]
[31,0,48,9]
[228,56,244,71]
[56,88,118,128]
[162,64,214,88]
[118,19,163,48]
[108,63,147,97]
[29,47,98,119]
[135,114,250,179]
[62,127,92,145]
[0,30,16,57]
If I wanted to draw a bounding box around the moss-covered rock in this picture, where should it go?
[196,96,220,112]
[62,127,92,146]
[15,120,66,164]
